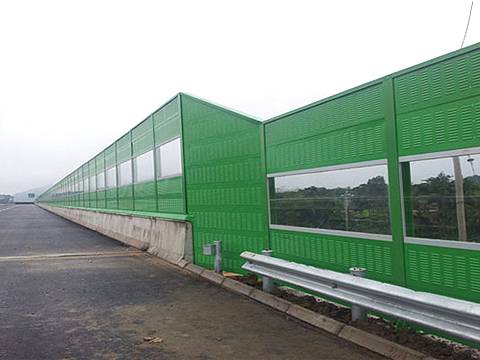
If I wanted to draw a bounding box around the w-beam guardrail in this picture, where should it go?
[240,251,480,344]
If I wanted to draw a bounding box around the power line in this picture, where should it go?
[461,1,474,48]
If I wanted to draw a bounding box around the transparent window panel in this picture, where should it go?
[134,150,154,183]
[270,164,391,235]
[158,138,182,178]
[118,160,132,186]
[83,178,89,193]
[97,172,105,190]
[404,153,480,242]
[106,167,117,188]
[89,176,97,192]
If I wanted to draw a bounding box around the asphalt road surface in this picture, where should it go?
[0,205,385,360]
[0,204,15,212]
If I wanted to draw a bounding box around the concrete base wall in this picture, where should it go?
[38,204,193,264]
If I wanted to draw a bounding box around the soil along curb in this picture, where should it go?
[187,268,438,360]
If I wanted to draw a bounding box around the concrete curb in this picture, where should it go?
[222,278,254,297]
[200,270,225,285]
[287,303,345,335]
[181,262,438,360]
[250,288,291,313]
[338,325,427,360]
[185,263,205,275]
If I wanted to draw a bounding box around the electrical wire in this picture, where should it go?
[461,1,474,48]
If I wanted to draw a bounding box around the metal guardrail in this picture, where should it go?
[240,251,480,343]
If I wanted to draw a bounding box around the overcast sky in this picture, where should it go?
[1,0,479,195]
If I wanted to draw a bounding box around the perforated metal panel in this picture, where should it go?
[181,94,268,273]
[134,181,156,212]
[95,152,106,208]
[105,188,117,209]
[154,97,181,145]
[105,144,116,168]
[116,133,132,164]
[265,84,385,174]
[157,177,184,213]
[95,152,105,172]
[132,117,154,157]
[117,185,133,210]
[270,229,393,282]
[395,49,480,156]
[405,243,480,302]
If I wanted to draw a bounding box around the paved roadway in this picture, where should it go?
[0,205,385,360]
[0,204,15,212]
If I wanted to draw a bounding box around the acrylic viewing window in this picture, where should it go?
[402,153,480,243]
[269,164,391,235]
[89,175,97,192]
[118,160,132,186]
[156,138,182,178]
[134,150,155,183]
[97,172,105,190]
[106,167,117,188]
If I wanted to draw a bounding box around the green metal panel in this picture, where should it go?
[270,229,394,282]
[152,96,185,214]
[88,159,96,176]
[116,132,132,164]
[264,83,396,283]
[105,144,116,168]
[157,176,185,213]
[263,45,480,302]
[395,47,480,156]
[82,164,88,208]
[153,97,181,146]
[118,185,134,210]
[105,188,118,209]
[88,159,96,208]
[67,177,72,206]
[95,152,105,172]
[405,243,480,302]
[105,144,117,209]
[116,133,133,209]
[96,152,106,209]
[265,84,385,174]
[132,117,156,212]
[96,189,106,209]
[132,116,154,157]
[133,181,157,212]
[39,96,186,217]
[76,169,81,207]
[181,94,268,273]
[383,78,407,286]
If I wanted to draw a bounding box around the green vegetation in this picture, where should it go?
[408,173,480,242]
[271,176,391,235]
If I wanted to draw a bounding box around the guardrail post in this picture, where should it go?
[261,249,274,293]
[214,240,222,273]
[349,267,367,322]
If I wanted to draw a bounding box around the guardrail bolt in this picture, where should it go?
[261,249,274,293]
[349,267,367,322]
[214,240,222,273]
